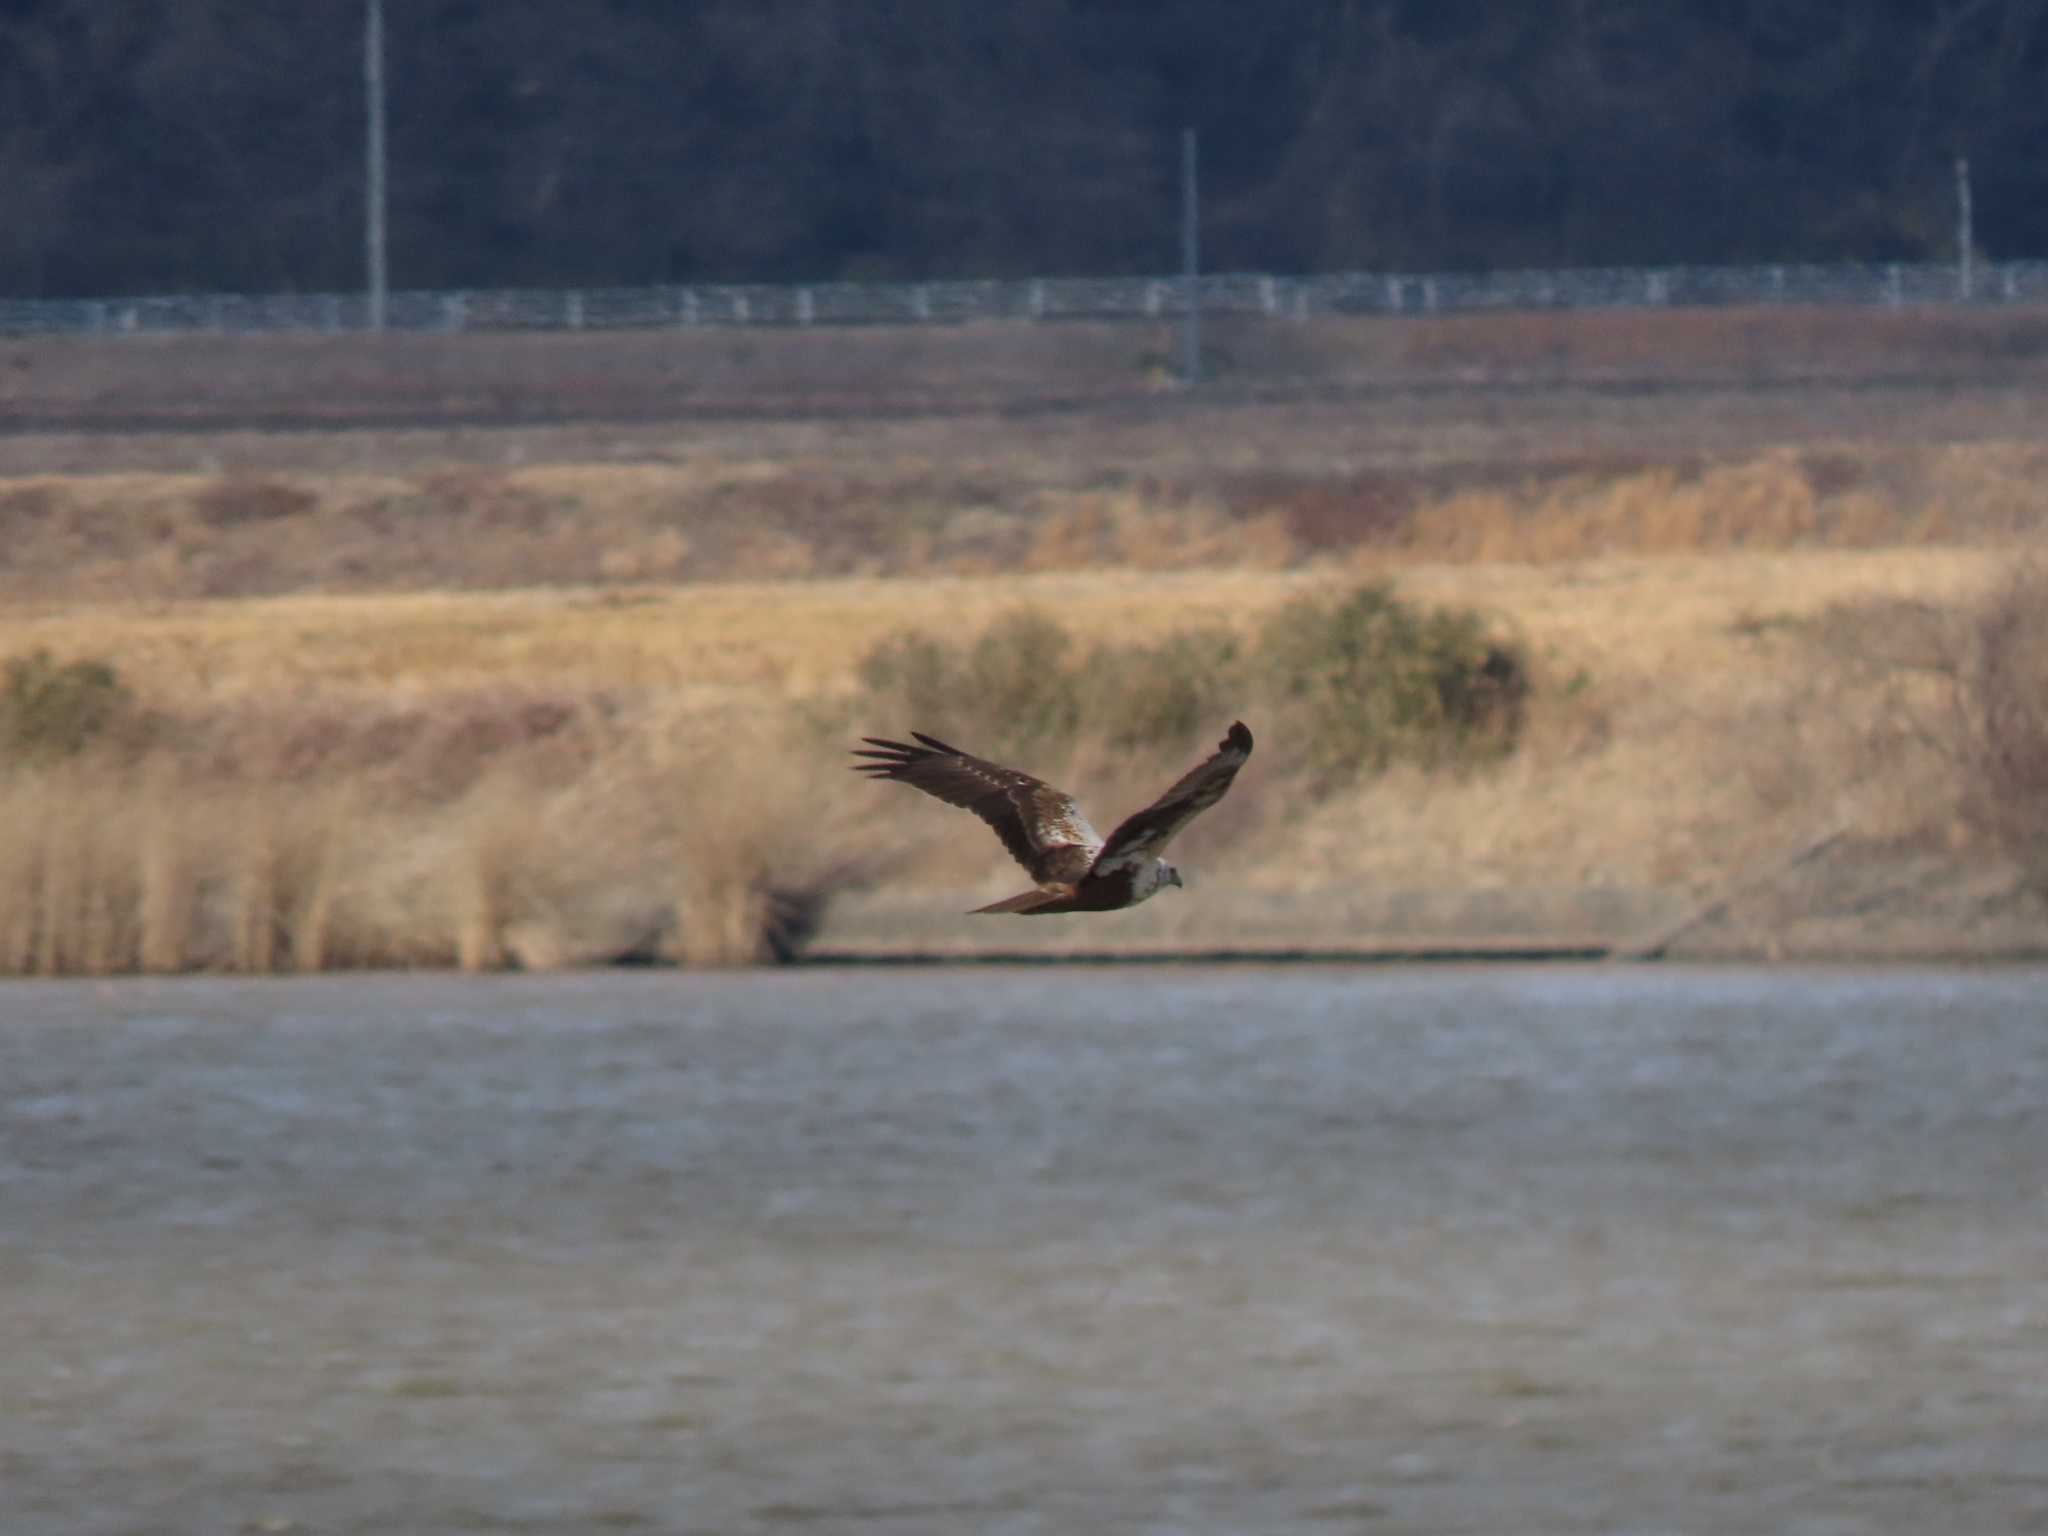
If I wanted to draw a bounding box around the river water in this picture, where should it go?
[3,965,2045,1534]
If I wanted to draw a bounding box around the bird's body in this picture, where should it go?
[851,722,1253,915]
[963,855,1178,915]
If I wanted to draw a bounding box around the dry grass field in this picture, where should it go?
[1,306,2044,971]
[3,437,2045,603]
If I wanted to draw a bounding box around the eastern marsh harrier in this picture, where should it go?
[851,721,1253,914]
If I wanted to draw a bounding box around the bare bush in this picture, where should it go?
[1789,566,2048,891]
[190,475,317,528]
[1953,564,2048,892]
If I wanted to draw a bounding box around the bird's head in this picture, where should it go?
[1161,861,1184,891]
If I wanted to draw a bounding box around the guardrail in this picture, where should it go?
[3,261,2045,338]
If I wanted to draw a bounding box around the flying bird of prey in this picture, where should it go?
[851,721,1253,914]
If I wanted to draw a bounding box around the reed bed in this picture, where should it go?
[0,691,896,975]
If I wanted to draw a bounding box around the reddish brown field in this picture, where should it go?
[7,303,2048,436]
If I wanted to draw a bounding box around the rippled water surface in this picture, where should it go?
[4,965,2046,1534]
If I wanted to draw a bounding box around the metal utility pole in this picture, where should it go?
[1179,126,1200,385]
[1955,155,1974,302]
[365,0,389,330]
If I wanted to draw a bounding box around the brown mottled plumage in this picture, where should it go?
[851,722,1254,914]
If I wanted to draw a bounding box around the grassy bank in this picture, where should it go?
[3,307,2044,971]
[1,547,2037,973]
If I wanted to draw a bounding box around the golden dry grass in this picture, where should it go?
[2,433,2042,602]
[0,704,893,975]
[0,570,1317,708]
[1393,442,2048,563]
[4,545,2003,708]
[0,543,2021,974]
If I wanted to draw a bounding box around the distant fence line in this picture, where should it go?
[4,260,2047,338]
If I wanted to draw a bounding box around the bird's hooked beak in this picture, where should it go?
[1167,866,1185,889]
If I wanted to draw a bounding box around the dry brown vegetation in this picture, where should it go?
[3,438,2045,605]
[0,688,897,974]
[1958,565,2048,892]
[1,307,2045,971]
[2,548,2036,972]
[1812,559,2048,900]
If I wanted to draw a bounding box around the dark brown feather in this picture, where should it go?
[850,733,1102,886]
[1093,721,1254,874]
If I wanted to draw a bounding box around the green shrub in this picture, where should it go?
[855,587,1528,781]
[857,610,1082,763]
[856,610,1244,766]
[1259,582,1528,780]
[959,611,1083,752]
[854,629,956,730]
[1075,627,1246,752]
[0,650,135,762]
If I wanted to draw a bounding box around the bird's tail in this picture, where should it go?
[968,887,1070,915]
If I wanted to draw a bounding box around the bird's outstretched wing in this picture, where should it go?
[1090,721,1254,876]
[851,732,1104,887]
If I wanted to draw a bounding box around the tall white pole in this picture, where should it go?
[1955,155,1973,302]
[1179,126,1199,385]
[366,0,388,330]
